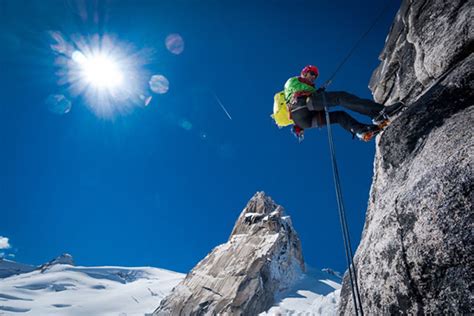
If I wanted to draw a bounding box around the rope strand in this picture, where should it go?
[311,1,394,312]
[322,92,364,315]
[322,1,394,89]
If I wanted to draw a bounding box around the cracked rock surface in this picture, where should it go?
[153,192,305,316]
[369,0,472,105]
[339,0,473,315]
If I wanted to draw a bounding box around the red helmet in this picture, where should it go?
[301,65,319,77]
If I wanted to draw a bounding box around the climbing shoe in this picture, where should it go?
[356,125,381,142]
[357,131,376,142]
[372,102,405,125]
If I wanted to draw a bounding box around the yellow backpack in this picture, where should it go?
[271,91,294,127]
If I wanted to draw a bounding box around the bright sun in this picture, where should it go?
[72,51,124,89]
[52,34,145,117]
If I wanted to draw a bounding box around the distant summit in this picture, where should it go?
[0,258,36,279]
[39,253,75,273]
[0,196,341,315]
[0,257,184,315]
[154,192,308,315]
[0,253,75,278]
[49,253,75,266]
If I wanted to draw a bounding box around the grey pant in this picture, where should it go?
[291,91,383,134]
[307,91,384,117]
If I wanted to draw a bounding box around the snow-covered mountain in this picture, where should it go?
[0,256,184,316]
[154,192,341,315]
[0,255,340,315]
[0,259,36,279]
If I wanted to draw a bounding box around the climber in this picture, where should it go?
[283,65,402,141]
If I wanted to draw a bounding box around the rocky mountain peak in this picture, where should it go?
[49,253,75,266]
[154,192,305,316]
[230,191,288,237]
[39,253,75,273]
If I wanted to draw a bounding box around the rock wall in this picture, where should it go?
[339,0,473,315]
[153,192,305,316]
[369,0,472,105]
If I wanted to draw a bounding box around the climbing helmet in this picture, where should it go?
[301,65,319,77]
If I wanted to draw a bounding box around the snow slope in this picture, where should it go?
[0,259,340,315]
[0,262,184,316]
[261,266,341,316]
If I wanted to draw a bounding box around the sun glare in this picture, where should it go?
[72,51,124,89]
[50,33,160,117]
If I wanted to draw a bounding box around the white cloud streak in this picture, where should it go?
[213,93,233,121]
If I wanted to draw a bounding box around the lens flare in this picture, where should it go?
[179,118,193,131]
[139,94,152,106]
[45,94,72,115]
[50,32,148,118]
[149,75,169,94]
[165,34,184,55]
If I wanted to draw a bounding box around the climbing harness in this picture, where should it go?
[318,2,395,315]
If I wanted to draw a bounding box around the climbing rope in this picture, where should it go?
[322,92,364,316]
[321,0,394,89]
[316,2,395,314]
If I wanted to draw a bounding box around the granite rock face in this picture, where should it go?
[369,0,472,105]
[340,0,473,314]
[154,192,305,316]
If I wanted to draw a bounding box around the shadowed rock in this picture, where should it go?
[339,1,473,314]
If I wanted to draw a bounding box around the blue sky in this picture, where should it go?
[0,0,400,273]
